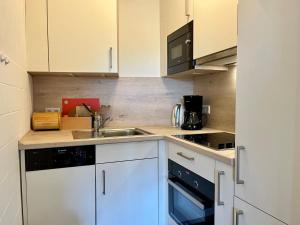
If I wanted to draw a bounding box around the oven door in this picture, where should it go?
[168,179,214,225]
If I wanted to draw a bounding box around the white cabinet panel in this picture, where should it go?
[96,141,158,163]
[215,161,234,225]
[119,0,160,77]
[26,166,95,225]
[235,0,299,223]
[168,142,215,183]
[25,0,49,71]
[96,159,158,225]
[234,197,286,225]
[193,0,237,59]
[48,0,118,73]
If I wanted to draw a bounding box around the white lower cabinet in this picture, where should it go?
[234,197,286,225]
[96,142,159,225]
[215,161,234,225]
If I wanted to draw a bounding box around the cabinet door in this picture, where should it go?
[234,197,285,225]
[96,158,158,225]
[48,0,118,73]
[193,0,237,59]
[26,166,95,225]
[160,0,193,76]
[119,0,160,77]
[26,0,49,71]
[235,0,297,224]
[215,161,234,225]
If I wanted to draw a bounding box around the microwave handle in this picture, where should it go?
[168,179,205,210]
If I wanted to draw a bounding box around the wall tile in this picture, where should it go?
[33,76,194,126]
[194,66,236,132]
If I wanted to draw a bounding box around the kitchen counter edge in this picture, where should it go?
[18,127,235,166]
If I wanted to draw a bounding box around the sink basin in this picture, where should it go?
[72,128,151,140]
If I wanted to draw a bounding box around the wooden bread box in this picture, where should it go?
[32,112,61,131]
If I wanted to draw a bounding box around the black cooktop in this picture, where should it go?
[173,132,235,151]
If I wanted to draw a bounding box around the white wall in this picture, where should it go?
[118,0,160,77]
[0,0,32,224]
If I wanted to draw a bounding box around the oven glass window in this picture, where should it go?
[169,183,214,225]
[171,44,183,60]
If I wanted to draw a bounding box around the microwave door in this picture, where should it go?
[168,36,186,66]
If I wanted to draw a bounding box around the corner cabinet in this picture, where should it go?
[26,0,118,73]
[193,0,237,59]
[96,141,159,225]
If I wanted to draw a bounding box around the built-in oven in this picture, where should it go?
[167,21,194,75]
[168,159,214,225]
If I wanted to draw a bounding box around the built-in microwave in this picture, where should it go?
[167,21,194,75]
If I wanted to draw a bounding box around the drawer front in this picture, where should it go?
[168,142,215,183]
[96,141,158,163]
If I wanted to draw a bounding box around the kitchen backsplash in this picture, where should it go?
[194,66,236,132]
[33,76,193,126]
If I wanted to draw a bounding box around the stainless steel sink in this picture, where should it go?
[72,128,151,140]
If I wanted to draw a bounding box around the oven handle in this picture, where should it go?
[168,179,205,210]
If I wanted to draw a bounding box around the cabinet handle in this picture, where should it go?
[234,209,244,225]
[109,47,113,70]
[217,171,225,206]
[177,152,194,161]
[185,0,190,17]
[236,146,245,184]
[102,170,106,195]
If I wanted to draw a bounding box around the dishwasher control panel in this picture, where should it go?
[25,145,95,171]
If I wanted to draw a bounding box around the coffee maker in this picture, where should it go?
[181,95,203,130]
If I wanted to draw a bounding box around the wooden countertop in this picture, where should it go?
[19,126,235,165]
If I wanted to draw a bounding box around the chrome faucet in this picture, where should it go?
[93,112,111,133]
[81,103,111,133]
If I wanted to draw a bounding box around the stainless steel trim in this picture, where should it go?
[109,47,113,69]
[168,179,204,210]
[102,170,106,195]
[217,171,225,206]
[236,146,245,184]
[234,209,244,225]
[177,152,195,161]
[166,65,228,78]
[195,47,237,65]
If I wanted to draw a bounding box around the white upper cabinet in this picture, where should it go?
[26,0,118,73]
[193,0,237,59]
[118,0,160,77]
[160,0,193,76]
[26,0,49,71]
[235,0,299,224]
[48,0,118,73]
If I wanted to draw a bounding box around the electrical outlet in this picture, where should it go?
[45,107,61,113]
[202,105,211,115]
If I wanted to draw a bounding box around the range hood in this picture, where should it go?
[167,47,237,78]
